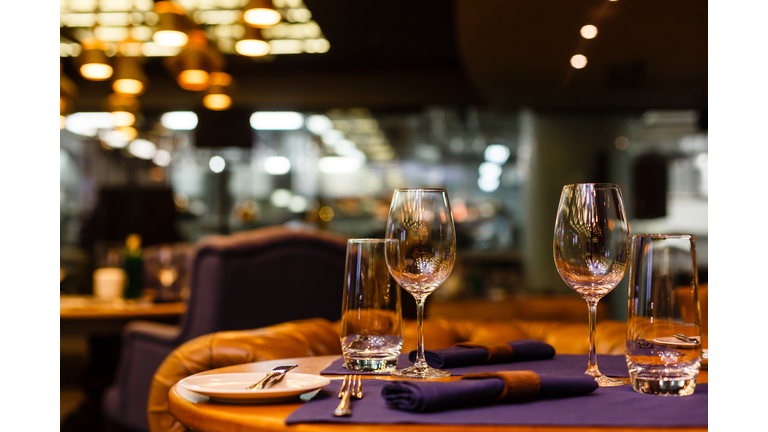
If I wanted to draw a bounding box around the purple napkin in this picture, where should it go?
[409,339,556,368]
[381,371,597,412]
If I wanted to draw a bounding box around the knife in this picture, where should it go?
[244,364,298,390]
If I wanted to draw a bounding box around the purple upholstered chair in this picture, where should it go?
[103,225,348,431]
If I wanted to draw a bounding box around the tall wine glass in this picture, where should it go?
[553,183,630,387]
[385,188,456,379]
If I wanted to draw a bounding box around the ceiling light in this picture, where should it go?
[478,175,500,192]
[153,1,190,48]
[243,0,282,27]
[161,111,198,130]
[250,111,304,130]
[116,126,138,141]
[128,139,157,159]
[78,38,113,80]
[153,149,172,167]
[288,195,308,213]
[264,156,291,175]
[169,30,221,91]
[570,54,588,69]
[106,93,140,127]
[203,72,232,110]
[479,162,502,178]
[318,156,361,173]
[334,139,356,156]
[484,144,510,164]
[99,129,129,148]
[321,129,344,145]
[209,155,226,173]
[65,112,114,136]
[235,26,270,57]
[112,55,148,96]
[306,115,333,134]
[112,111,136,127]
[580,25,598,39]
[60,115,67,129]
[270,189,292,207]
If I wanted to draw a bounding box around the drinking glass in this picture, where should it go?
[626,234,702,396]
[340,239,404,372]
[385,188,456,379]
[553,183,630,387]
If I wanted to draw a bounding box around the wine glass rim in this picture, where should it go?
[393,187,447,192]
[563,182,620,190]
[347,238,393,243]
[632,233,695,240]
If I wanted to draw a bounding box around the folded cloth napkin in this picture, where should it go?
[381,371,598,412]
[409,340,556,368]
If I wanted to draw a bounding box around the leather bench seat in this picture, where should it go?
[148,317,626,432]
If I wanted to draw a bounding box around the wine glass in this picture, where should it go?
[385,188,456,379]
[553,183,630,387]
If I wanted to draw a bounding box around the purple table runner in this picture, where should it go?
[286,379,708,427]
[321,353,630,378]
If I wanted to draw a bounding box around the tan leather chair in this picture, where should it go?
[148,317,627,432]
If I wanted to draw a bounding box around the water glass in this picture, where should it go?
[626,234,702,396]
[340,239,404,372]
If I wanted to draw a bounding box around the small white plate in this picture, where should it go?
[653,336,702,347]
[178,372,330,404]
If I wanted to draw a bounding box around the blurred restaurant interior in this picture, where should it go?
[57,0,708,431]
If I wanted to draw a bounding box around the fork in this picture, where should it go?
[334,375,362,416]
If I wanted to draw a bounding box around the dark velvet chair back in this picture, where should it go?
[178,225,349,341]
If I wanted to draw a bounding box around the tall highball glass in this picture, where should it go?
[553,183,630,387]
[385,188,456,379]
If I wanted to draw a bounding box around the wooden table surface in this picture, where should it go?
[60,295,186,336]
[168,355,708,432]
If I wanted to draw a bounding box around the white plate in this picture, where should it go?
[178,372,330,403]
[653,336,702,347]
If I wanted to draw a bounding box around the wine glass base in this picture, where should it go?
[391,365,451,379]
[592,374,628,387]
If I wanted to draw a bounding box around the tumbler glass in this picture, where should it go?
[340,239,404,372]
[626,234,702,396]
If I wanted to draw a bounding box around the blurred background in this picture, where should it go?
[58,0,707,428]
[60,0,707,314]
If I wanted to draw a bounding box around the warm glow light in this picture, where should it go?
[203,94,231,110]
[209,155,226,173]
[235,39,270,56]
[80,63,113,80]
[570,54,588,69]
[113,78,144,95]
[318,206,334,222]
[179,69,209,85]
[250,112,304,130]
[117,126,138,141]
[153,30,188,47]
[580,25,598,39]
[60,97,67,114]
[60,115,66,129]
[243,9,282,27]
[264,156,291,175]
[161,111,198,130]
[111,111,136,127]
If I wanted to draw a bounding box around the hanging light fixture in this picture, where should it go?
[243,0,282,27]
[112,55,148,96]
[235,26,270,57]
[166,30,223,91]
[106,93,140,127]
[153,1,191,48]
[78,38,113,81]
[203,72,232,111]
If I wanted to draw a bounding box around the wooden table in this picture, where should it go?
[168,355,708,432]
[60,295,186,336]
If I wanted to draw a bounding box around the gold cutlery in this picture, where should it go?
[334,375,362,416]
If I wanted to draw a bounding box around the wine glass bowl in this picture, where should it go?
[385,188,456,379]
[553,183,630,387]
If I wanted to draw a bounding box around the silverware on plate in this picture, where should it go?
[244,364,298,390]
[673,334,701,344]
[334,375,362,417]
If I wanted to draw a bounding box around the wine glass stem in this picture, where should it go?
[586,298,600,377]
[414,294,428,369]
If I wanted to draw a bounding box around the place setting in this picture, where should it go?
[173,185,707,429]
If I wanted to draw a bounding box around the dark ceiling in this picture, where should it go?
[63,0,707,114]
